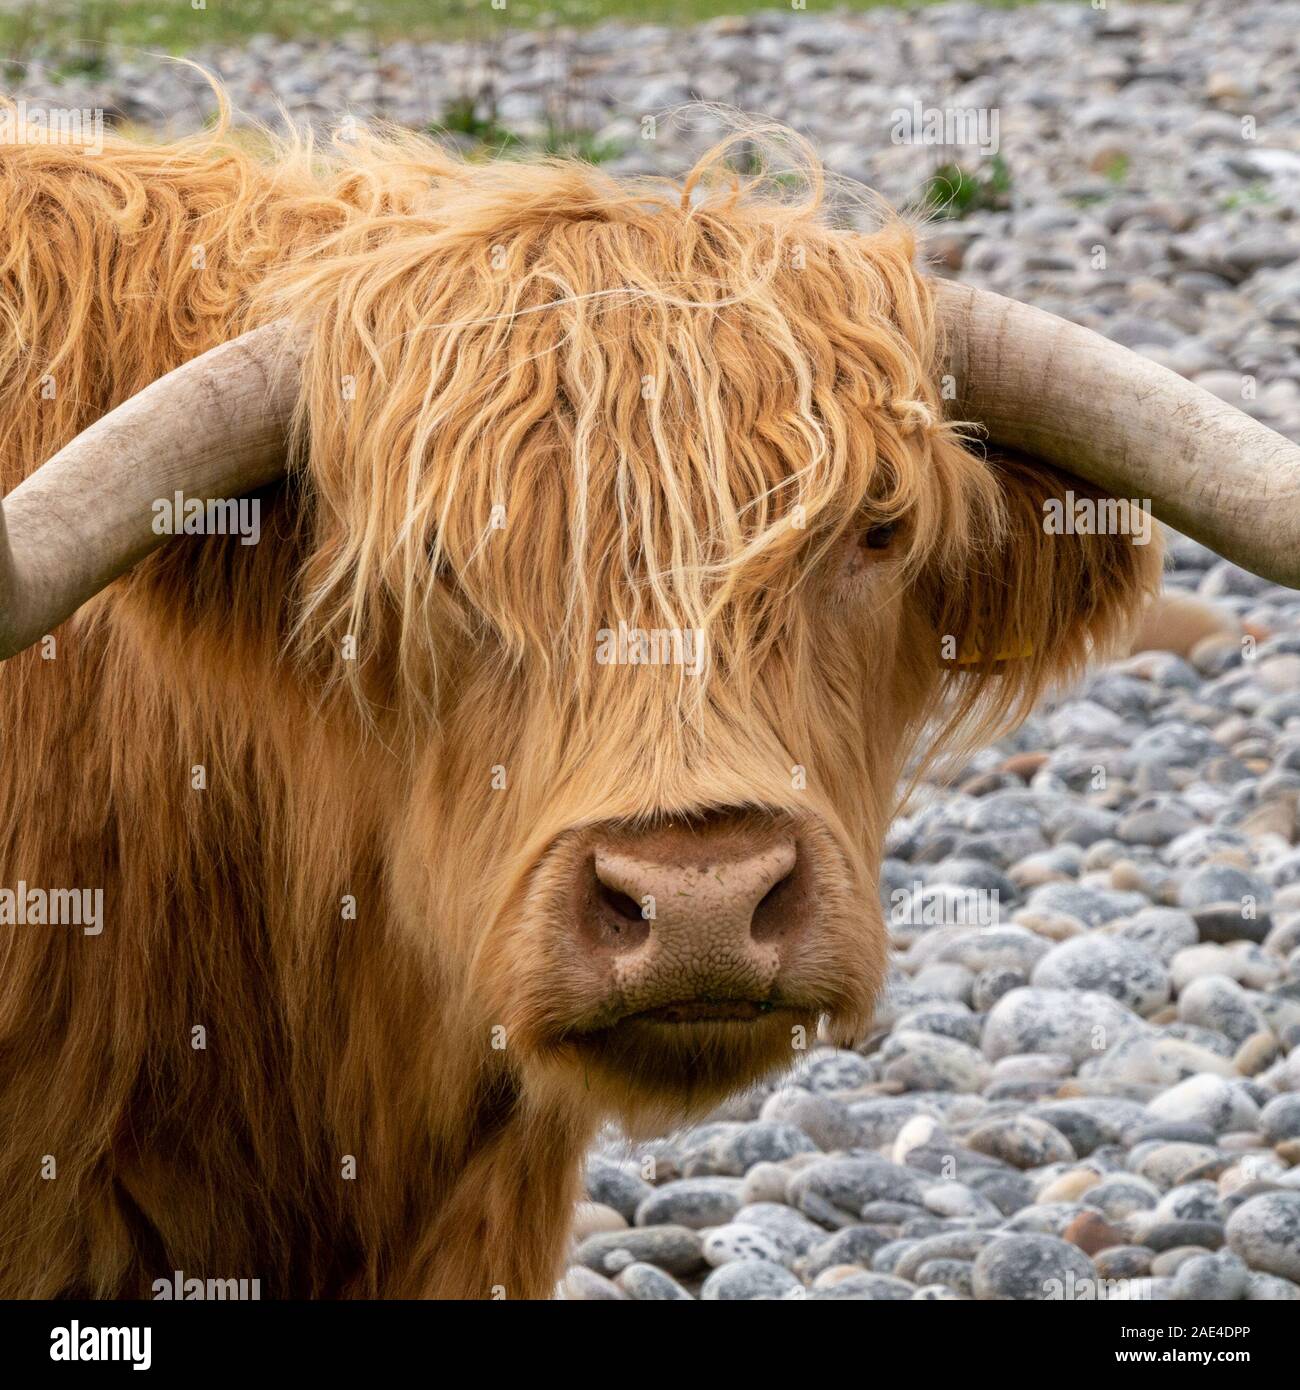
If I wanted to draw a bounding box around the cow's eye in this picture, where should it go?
[860,521,897,552]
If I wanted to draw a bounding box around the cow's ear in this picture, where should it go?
[928,451,1163,686]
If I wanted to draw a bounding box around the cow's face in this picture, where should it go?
[274,161,1160,1124]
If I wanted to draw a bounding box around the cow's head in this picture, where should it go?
[7,133,1299,1127]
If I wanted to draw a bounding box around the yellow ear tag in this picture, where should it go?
[946,641,1034,668]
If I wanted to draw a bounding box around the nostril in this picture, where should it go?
[750,866,799,942]
[597,880,645,927]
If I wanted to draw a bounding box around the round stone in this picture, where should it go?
[575,1225,704,1277]
[807,1272,916,1300]
[921,1180,1004,1224]
[1260,1094,1300,1143]
[702,1222,790,1268]
[1094,1246,1155,1280]
[584,1156,652,1221]
[1023,882,1151,927]
[914,1258,976,1296]
[1225,1193,1300,1280]
[700,1260,803,1300]
[1133,1143,1226,1188]
[972,1233,1097,1301]
[1179,864,1268,911]
[890,1231,998,1282]
[1246,1273,1300,1300]
[1086,1175,1161,1220]
[972,966,1029,1012]
[1145,1074,1262,1134]
[1177,976,1268,1046]
[1113,908,1199,963]
[732,1203,827,1258]
[803,1225,895,1278]
[686,1122,820,1176]
[787,1158,926,1227]
[983,987,1146,1064]
[966,1114,1076,1169]
[634,1177,743,1229]
[1170,1250,1250,1300]
[880,1030,992,1093]
[570,1201,627,1242]
[1143,1220,1227,1254]
[1030,936,1171,1015]
[617,1262,695,1300]
[758,1088,859,1150]
[561,1266,628,1300]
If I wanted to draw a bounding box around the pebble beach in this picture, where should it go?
[9,0,1300,1300]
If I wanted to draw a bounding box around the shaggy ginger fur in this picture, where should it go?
[0,100,1161,1298]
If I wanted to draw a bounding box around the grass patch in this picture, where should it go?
[922,155,1013,219]
[0,0,1073,60]
[430,95,623,162]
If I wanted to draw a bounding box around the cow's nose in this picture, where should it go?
[578,816,805,1007]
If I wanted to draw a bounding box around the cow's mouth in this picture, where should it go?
[628,997,783,1024]
[550,998,818,1106]
[568,995,805,1034]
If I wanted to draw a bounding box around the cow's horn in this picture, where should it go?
[937,279,1300,588]
[0,320,300,659]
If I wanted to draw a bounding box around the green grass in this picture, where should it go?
[922,155,1013,220]
[0,0,1064,60]
[431,95,624,162]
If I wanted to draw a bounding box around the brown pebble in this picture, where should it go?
[1150,1246,1211,1277]
[812,1263,868,1289]
[1276,1139,1300,1166]
[1063,1211,1126,1256]
[1239,796,1297,843]
[569,1201,627,1244]
[1014,910,1084,942]
[1218,1131,1270,1153]
[1037,1169,1102,1205]
[1094,1245,1154,1280]
[1000,751,1050,781]
[1111,860,1156,894]
[1129,593,1239,659]
[1235,1031,1281,1075]
[959,770,1013,796]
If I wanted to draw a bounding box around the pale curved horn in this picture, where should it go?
[936,279,1300,588]
[0,320,300,659]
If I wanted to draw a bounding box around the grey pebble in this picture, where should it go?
[700,1260,803,1300]
[575,1225,704,1277]
[787,1158,926,1227]
[966,1115,1076,1169]
[635,1177,743,1229]
[972,1234,1097,1301]
[1259,1094,1300,1143]
[807,1272,916,1300]
[617,1262,695,1300]
[1225,1193,1300,1280]
[584,1155,651,1221]
[1031,936,1171,1015]
[1170,1249,1250,1300]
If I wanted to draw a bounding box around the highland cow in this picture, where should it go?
[0,105,1296,1299]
